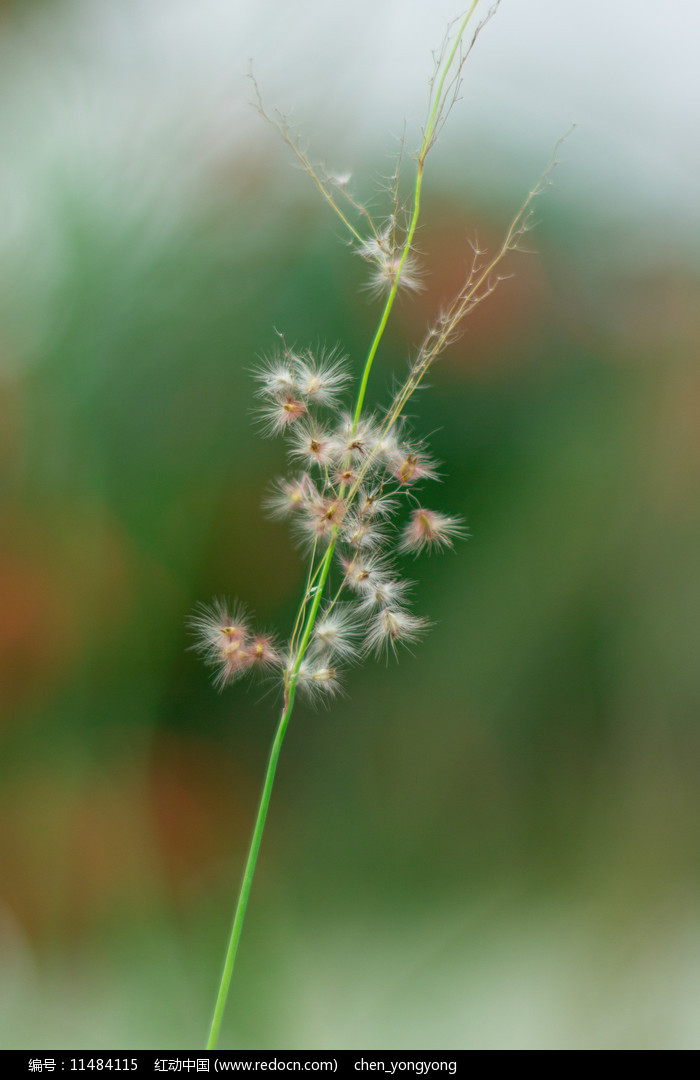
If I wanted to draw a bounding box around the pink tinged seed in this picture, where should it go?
[365,608,429,656]
[297,355,350,406]
[248,634,282,670]
[289,425,337,468]
[264,475,317,519]
[399,508,465,554]
[391,452,437,486]
[259,394,308,436]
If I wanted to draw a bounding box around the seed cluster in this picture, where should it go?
[189,599,280,691]
[191,338,465,698]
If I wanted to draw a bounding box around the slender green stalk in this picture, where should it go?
[206,691,295,1051]
[205,545,338,1051]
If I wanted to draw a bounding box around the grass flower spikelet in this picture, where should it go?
[399,508,467,554]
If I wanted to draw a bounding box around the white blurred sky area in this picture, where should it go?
[0,0,698,261]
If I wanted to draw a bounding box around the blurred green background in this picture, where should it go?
[2,0,699,1052]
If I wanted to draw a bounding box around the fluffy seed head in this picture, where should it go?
[189,599,249,654]
[358,229,423,299]
[296,351,350,406]
[366,251,423,298]
[334,464,357,486]
[357,577,412,613]
[188,599,256,690]
[295,495,347,548]
[371,431,401,464]
[342,511,387,551]
[247,633,282,672]
[254,357,298,399]
[356,487,399,520]
[389,449,438,486]
[340,553,392,594]
[264,474,316,519]
[296,659,342,701]
[258,392,307,436]
[335,413,380,461]
[311,605,360,662]
[399,508,466,555]
[364,608,429,657]
[288,423,338,469]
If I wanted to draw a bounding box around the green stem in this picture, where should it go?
[206,686,295,1050]
[206,547,334,1051]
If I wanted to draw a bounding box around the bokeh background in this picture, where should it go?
[2,0,699,1051]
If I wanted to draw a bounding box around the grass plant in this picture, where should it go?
[192,3,565,1050]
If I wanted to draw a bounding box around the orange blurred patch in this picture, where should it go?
[0,733,256,940]
[0,551,78,716]
[0,501,136,724]
[0,763,155,940]
[147,731,257,908]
